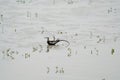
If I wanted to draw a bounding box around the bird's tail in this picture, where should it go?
[59,40,70,46]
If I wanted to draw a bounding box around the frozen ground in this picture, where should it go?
[0,0,120,80]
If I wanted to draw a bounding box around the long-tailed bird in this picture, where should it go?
[45,37,70,46]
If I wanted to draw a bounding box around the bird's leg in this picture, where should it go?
[47,45,52,52]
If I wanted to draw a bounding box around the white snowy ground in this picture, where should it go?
[0,0,120,80]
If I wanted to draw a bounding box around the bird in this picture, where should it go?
[45,37,70,46]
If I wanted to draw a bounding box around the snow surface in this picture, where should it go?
[0,0,120,80]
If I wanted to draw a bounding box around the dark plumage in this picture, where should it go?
[45,37,69,46]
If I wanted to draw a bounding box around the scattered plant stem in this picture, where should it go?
[25,53,30,59]
[47,67,50,74]
[111,48,115,55]
[67,48,71,57]
[1,48,19,60]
